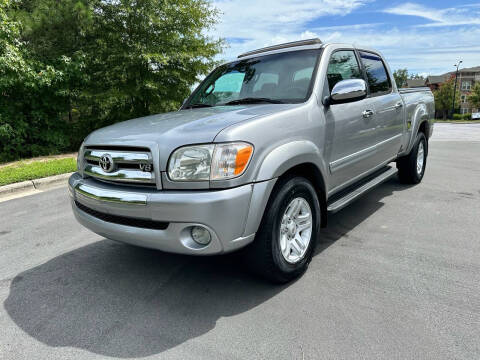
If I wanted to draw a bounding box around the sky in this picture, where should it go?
[210,0,480,76]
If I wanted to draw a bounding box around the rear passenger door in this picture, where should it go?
[324,49,380,189]
[358,51,404,162]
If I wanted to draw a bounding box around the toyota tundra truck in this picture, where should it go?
[69,38,434,283]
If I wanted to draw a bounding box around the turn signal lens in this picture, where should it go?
[211,142,254,180]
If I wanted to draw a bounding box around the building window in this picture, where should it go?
[461,108,470,114]
[461,94,467,103]
[461,81,472,90]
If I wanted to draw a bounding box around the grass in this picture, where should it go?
[0,157,76,186]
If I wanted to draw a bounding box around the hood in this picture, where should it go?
[84,104,300,170]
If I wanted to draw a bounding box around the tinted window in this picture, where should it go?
[359,52,391,96]
[326,50,363,92]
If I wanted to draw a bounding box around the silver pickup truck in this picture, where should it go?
[69,38,434,282]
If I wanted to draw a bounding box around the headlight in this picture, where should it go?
[168,144,215,181]
[168,142,253,181]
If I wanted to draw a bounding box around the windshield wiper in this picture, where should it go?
[223,97,285,105]
[184,103,213,109]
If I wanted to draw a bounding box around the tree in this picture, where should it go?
[0,0,223,162]
[393,69,426,88]
[0,0,63,160]
[433,76,461,120]
[468,82,480,111]
[409,73,425,80]
[393,69,408,88]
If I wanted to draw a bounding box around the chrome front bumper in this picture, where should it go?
[69,173,276,255]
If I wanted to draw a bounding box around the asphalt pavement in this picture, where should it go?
[1,123,479,359]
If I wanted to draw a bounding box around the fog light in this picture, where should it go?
[191,226,211,245]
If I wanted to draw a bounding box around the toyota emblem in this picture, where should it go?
[99,154,114,173]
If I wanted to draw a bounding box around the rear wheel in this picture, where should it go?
[397,132,428,184]
[245,176,321,283]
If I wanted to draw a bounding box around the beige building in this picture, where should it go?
[454,66,480,115]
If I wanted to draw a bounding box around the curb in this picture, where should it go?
[0,172,73,197]
[434,121,480,124]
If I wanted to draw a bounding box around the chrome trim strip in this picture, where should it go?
[375,133,403,147]
[329,134,402,174]
[84,150,151,164]
[330,144,377,173]
[75,183,147,205]
[85,165,154,183]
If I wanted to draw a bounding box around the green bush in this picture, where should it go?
[452,113,472,120]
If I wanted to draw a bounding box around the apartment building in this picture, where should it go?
[416,66,479,115]
[455,66,480,115]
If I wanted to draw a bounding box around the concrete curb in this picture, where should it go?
[0,172,73,197]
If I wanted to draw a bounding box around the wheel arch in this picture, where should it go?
[277,163,328,228]
[405,103,430,154]
[245,147,329,237]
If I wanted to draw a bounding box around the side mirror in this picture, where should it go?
[330,79,367,104]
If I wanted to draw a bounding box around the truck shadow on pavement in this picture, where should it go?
[4,178,411,358]
[316,178,411,255]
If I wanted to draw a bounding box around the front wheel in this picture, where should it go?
[397,132,428,184]
[245,176,321,283]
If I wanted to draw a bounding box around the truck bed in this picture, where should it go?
[398,87,431,94]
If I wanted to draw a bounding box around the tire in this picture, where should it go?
[397,132,428,184]
[245,176,321,283]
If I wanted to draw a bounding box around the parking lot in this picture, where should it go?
[1,123,479,359]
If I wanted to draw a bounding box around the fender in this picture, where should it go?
[242,141,329,236]
[404,103,429,155]
[255,140,328,183]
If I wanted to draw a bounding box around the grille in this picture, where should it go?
[82,146,156,186]
[75,201,169,230]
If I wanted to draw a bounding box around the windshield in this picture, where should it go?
[184,49,320,108]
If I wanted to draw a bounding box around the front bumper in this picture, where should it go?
[69,173,275,255]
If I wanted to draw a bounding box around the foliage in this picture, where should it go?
[393,69,408,88]
[0,157,76,185]
[433,77,461,120]
[0,0,223,163]
[393,69,425,88]
[468,82,480,110]
[409,73,425,80]
[452,113,472,120]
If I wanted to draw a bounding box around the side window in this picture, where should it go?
[359,52,392,96]
[326,50,363,92]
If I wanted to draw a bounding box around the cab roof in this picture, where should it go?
[236,38,379,61]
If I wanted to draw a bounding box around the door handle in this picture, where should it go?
[394,102,403,109]
[362,109,374,118]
